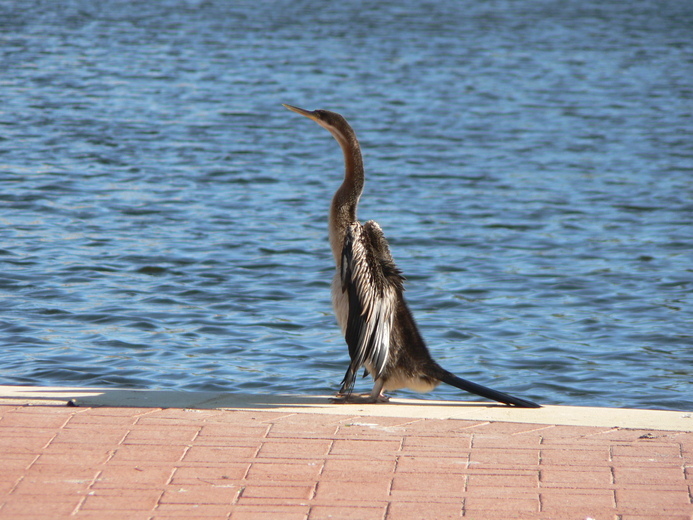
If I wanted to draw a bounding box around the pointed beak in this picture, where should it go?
[282,104,318,122]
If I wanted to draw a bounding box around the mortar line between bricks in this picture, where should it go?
[58,410,80,430]
[584,427,620,438]
[179,444,192,462]
[8,475,24,495]
[42,431,60,451]
[392,452,401,478]
[316,453,327,480]
[386,453,396,500]
[264,420,276,440]
[251,440,262,458]
[190,425,203,443]
[326,415,347,435]
[131,408,166,426]
[116,428,130,446]
[325,437,337,457]
[103,446,118,464]
[72,468,103,517]
[255,421,272,469]
[313,438,334,503]
[240,459,253,481]
[538,439,544,466]
[24,453,41,472]
[262,421,272,438]
[464,421,495,431]
[257,412,298,425]
[390,417,426,429]
[70,495,88,516]
[539,436,545,468]
[151,490,165,515]
[510,424,555,436]
[164,467,177,487]
[61,406,88,425]
[314,436,328,478]
[392,432,404,501]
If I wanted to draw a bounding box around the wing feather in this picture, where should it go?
[339,221,404,394]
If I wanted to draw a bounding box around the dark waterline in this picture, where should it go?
[1,0,692,410]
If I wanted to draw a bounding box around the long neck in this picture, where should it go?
[329,132,364,264]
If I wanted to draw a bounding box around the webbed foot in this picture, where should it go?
[330,393,390,404]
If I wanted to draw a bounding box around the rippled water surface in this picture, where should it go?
[1,0,692,410]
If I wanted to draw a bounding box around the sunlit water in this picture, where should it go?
[1,0,692,410]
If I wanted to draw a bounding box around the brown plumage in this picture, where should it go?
[283,104,539,408]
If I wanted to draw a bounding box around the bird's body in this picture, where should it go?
[284,104,539,408]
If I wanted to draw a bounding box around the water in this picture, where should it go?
[1,0,691,410]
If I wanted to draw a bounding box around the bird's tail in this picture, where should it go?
[435,367,540,408]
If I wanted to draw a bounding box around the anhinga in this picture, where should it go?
[284,104,539,408]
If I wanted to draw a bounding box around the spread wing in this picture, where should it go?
[339,220,404,394]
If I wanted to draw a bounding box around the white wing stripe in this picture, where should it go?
[340,222,400,382]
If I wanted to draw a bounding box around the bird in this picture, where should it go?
[283,104,540,408]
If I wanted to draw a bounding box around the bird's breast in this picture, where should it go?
[331,271,348,334]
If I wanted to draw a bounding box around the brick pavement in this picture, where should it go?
[0,403,692,519]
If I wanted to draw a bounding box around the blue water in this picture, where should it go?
[1,0,692,410]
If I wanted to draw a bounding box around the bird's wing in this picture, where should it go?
[339,221,404,393]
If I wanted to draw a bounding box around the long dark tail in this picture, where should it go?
[436,368,540,408]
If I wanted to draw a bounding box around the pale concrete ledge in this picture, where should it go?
[0,385,691,432]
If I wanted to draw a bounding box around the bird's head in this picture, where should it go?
[283,104,354,148]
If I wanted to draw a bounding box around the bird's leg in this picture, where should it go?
[330,379,389,404]
[368,379,389,402]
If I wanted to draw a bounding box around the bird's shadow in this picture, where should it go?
[0,386,512,410]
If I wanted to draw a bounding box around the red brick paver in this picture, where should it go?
[0,404,691,519]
